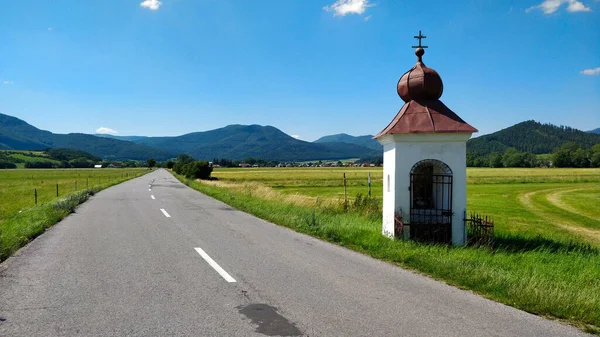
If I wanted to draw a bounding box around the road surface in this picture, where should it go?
[0,169,588,336]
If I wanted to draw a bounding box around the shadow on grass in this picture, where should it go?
[492,234,599,255]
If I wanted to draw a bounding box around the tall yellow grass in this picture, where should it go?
[199,179,342,209]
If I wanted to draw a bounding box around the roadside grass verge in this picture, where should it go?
[0,170,150,261]
[177,174,600,334]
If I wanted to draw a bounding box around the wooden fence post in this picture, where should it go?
[368,172,371,198]
[56,184,58,197]
[343,173,347,206]
[34,189,37,205]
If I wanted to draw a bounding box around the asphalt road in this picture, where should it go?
[0,169,589,336]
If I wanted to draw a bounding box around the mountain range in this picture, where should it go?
[119,124,379,161]
[0,114,175,161]
[1,113,599,162]
[0,114,378,161]
[589,128,600,134]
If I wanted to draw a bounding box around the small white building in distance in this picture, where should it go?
[375,33,477,245]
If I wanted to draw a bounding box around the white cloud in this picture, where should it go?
[291,135,301,140]
[96,127,118,135]
[526,0,591,14]
[140,0,162,11]
[323,0,374,16]
[1,80,13,85]
[364,15,372,21]
[566,0,592,11]
[581,67,600,75]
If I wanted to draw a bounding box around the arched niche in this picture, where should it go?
[409,159,453,243]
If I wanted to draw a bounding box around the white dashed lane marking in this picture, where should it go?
[160,209,171,218]
[194,247,237,283]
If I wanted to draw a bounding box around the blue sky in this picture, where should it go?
[0,0,598,141]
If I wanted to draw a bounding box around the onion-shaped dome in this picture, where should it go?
[397,48,443,102]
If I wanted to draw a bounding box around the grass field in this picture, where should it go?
[178,167,600,333]
[0,168,149,260]
[209,167,600,246]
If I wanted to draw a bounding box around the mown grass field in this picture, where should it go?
[179,167,600,333]
[0,168,149,260]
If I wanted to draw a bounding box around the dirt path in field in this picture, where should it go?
[519,188,600,245]
[545,187,599,222]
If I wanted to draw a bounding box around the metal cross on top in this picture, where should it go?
[411,30,428,49]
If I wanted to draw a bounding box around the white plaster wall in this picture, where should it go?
[378,133,471,245]
[381,141,397,238]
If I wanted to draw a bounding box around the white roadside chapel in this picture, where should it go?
[375,32,477,245]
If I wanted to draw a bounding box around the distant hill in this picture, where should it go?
[588,128,600,134]
[314,133,382,151]
[94,134,149,142]
[0,113,175,160]
[0,148,102,168]
[467,120,600,156]
[131,125,379,161]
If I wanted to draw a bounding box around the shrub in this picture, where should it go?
[348,193,381,218]
[52,190,94,213]
[184,161,213,180]
[173,160,213,180]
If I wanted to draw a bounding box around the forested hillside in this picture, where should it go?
[468,120,600,156]
[314,133,381,150]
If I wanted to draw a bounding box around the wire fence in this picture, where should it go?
[0,170,147,221]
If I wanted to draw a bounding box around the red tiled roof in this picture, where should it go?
[375,99,478,137]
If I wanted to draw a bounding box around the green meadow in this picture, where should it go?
[0,168,148,261]
[180,167,600,333]
[0,150,61,168]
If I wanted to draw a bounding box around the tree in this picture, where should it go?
[166,160,175,169]
[552,150,572,168]
[177,154,195,164]
[590,144,600,168]
[502,148,521,167]
[473,156,489,167]
[572,148,590,168]
[561,142,581,153]
[146,158,156,168]
[488,152,503,168]
[591,151,600,168]
[122,160,139,168]
[243,157,256,165]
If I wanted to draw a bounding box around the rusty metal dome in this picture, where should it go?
[397,48,443,103]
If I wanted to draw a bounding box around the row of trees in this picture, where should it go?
[211,158,281,167]
[552,143,600,168]
[467,149,541,168]
[467,142,600,168]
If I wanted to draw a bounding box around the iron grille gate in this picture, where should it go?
[410,173,453,244]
